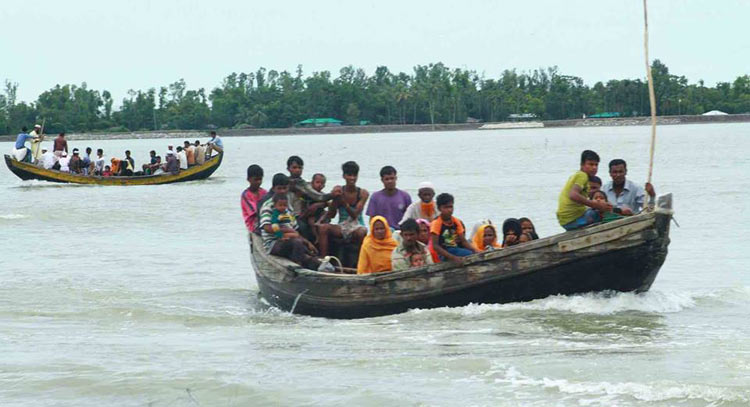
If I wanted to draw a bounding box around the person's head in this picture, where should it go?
[311,173,326,192]
[286,156,304,177]
[409,252,426,267]
[21,126,28,132]
[608,158,627,185]
[379,166,397,191]
[591,190,608,203]
[482,224,498,248]
[194,140,200,146]
[372,218,388,240]
[417,181,435,203]
[59,132,65,138]
[167,145,174,151]
[589,175,602,195]
[34,124,41,130]
[272,193,288,212]
[184,140,190,148]
[149,150,156,157]
[502,218,522,239]
[104,165,110,171]
[72,148,79,156]
[210,131,217,137]
[400,219,419,247]
[97,148,103,156]
[155,156,161,163]
[85,147,92,155]
[436,193,454,218]
[519,233,532,243]
[125,150,131,157]
[579,150,600,177]
[176,146,183,152]
[271,173,290,194]
[341,161,359,186]
[519,217,536,236]
[416,219,431,244]
[246,164,264,190]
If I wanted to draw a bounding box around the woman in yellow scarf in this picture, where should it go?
[357,216,398,274]
[472,224,502,252]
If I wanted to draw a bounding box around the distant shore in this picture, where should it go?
[2,113,749,142]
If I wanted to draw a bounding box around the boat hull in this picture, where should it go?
[251,195,673,319]
[4,153,222,185]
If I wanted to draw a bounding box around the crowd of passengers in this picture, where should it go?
[11,126,224,176]
[241,150,655,274]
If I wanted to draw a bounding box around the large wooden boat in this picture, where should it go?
[4,153,222,185]
[250,194,674,319]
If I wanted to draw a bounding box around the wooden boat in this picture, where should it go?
[4,153,222,185]
[250,194,674,319]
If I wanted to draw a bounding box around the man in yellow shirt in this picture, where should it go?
[557,150,612,231]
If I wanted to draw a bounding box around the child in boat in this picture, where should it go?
[557,150,612,231]
[430,193,478,263]
[399,181,437,225]
[102,165,112,177]
[501,218,522,247]
[472,223,502,252]
[300,173,329,241]
[588,175,602,196]
[270,194,299,240]
[241,164,266,233]
[519,217,539,240]
[408,251,426,267]
[591,190,625,223]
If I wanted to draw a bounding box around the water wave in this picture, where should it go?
[0,213,28,220]
[495,366,749,404]
[407,290,698,317]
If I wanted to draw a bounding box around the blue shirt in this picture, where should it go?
[15,133,33,149]
[209,135,223,149]
[604,179,645,212]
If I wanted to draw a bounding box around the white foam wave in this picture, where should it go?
[496,366,749,403]
[0,213,28,220]
[408,290,697,317]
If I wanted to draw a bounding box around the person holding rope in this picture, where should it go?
[603,159,656,215]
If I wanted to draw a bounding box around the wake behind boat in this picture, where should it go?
[250,194,673,319]
[4,152,223,185]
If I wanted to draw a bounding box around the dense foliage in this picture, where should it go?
[2,60,749,135]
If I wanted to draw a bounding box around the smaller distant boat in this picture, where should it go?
[4,153,222,185]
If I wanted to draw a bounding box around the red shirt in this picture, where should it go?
[241,187,267,232]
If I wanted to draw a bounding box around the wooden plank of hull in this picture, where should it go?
[4,153,222,185]
[251,201,672,319]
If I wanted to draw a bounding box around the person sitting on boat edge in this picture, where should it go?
[430,193,478,263]
[12,127,38,162]
[176,146,188,171]
[124,150,135,175]
[399,181,437,226]
[588,175,602,196]
[259,193,334,272]
[366,165,412,231]
[391,219,434,271]
[472,223,502,252]
[604,158,656,215]
[591,190,625,223]
[142,150,160,175]
[205,131,223,158]
[255,173,291,233]
[556,150,612,231]
[241,164,267,234]
[357,216,398,274]
[317,161,369,257]
[41,149,58,170]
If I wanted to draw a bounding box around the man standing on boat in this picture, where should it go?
[12,127,38,162]
[53,133,68,158]
[29,124,44,163]
[604,159,656,215]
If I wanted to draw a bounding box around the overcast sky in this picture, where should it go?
[3,0,749,104]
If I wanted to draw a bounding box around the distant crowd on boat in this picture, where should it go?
[10,126,224,177]
[242,151,656,274]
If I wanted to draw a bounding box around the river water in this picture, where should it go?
[1,123,749,406]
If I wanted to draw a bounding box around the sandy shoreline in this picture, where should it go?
[2,113,749,142]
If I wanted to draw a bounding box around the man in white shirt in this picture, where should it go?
[176,146,188,170]
[94,149,106,175]
[41,149,57,170]
[58,151,71,172]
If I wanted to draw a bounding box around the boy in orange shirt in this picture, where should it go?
[430,193,478,263]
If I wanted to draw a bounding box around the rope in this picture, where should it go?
[643,0,658,190]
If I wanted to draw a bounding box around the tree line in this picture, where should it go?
[1,60,749,135]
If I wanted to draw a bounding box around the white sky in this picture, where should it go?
[3,0,749,104]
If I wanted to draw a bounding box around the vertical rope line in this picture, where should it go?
[643,0,657,187]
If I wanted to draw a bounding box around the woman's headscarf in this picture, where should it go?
[416,218,440,263]
[472,224,501,251]
[357,216,398,274]
[502,218,522,247]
